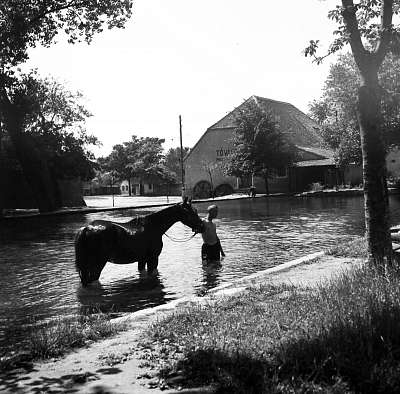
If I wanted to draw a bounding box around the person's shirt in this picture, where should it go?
[201,218,218,245]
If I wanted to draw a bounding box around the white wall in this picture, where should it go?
[387,147,400,179]
[185,128,237,194]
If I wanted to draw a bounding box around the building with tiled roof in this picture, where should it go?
[184,96,339,198]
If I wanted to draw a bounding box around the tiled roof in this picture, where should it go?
[208,95,324,149]
[185,95,332,162]
[296,146,334,159]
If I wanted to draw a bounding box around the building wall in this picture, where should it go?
[342,147,400,187]
[120,179,181,196]
[185,128,238,194]
[185,127,297,195]
[387,147,400,179]
[343,164,362,186]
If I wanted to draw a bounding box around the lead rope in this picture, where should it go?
[163,232,197,243]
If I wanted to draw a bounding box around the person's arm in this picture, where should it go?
[217,237,225,257]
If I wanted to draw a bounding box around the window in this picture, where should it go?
[271,167,288,178]
[148,184,152,190]
[276,167,287,178]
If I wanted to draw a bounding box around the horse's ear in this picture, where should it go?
[182,196,188,205]
[188,197,192,205]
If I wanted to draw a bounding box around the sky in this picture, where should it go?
[25,0,340,158]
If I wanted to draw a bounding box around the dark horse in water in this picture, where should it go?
[75,198,204,286]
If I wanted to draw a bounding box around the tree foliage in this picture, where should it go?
[225,103,296,193]
[2,71,97,176]
[20,71,97,179]
[164,146,190,182]
[304,1,400,66]
[100,136,177,192]
[0,0,133,68]
[0,0,133,211]
[309,52,400,167]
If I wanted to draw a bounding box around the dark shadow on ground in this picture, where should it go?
[95,367,122,375]
[0,368,98,393]
[165,349,266,394]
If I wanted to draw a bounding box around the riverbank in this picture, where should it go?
[0,193,258,219]
[1,241,371,394]
[4,185,396,220]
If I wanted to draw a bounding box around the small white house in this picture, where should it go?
[120,180,130,195]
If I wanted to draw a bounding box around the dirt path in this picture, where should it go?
[0,254,362,394]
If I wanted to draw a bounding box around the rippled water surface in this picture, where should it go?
[2,195,400,351]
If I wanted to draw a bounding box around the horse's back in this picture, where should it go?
[90,219,142,235]
[78,220,150,264]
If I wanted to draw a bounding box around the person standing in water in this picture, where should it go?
[201,204,225,261]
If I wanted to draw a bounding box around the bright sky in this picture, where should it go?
[25,0,340,157]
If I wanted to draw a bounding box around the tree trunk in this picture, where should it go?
[0,123,4,218]
[4,108,61,212]
[358,83,393,265]
[128,178,132,196]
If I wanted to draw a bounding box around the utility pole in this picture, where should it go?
[179,115,185,198]
[111,172,115,207]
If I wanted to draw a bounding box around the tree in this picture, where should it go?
[201,159,218,196]
[0,0,133,211]
[101,136,174,195]
[309,52,400,167]
[126,137,167,194]
[305,0,400,266]
[225,103,297,194]
[23,72,97,179]
[164,146,190,183]
[0,72,97,211]
[99,142,136,195]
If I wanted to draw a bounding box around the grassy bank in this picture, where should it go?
[0,312,126,372]
[139,238,400,393]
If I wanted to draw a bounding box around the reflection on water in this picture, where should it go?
[77,273,169,315]
[2,195,400,351]
[199,260,223,296]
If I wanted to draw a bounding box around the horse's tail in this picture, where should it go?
[75,226,90,286]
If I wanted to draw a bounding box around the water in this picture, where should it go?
[2,195,400,352]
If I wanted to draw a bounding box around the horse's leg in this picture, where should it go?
[147,256,159,274]
[78,268,90,286]
[90,260,107,282]
[138,260,146,272]
[75,228,92,286]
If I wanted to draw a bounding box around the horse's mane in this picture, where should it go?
[128,215,146,227]
[128,204,180,227]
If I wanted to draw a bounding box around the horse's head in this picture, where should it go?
[177,197,204,233]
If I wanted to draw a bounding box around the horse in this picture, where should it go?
[74,198,204,286]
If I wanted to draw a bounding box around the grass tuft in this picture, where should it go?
[327,236,368,259]
[28,313,126,359]
[0,312,126,371]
